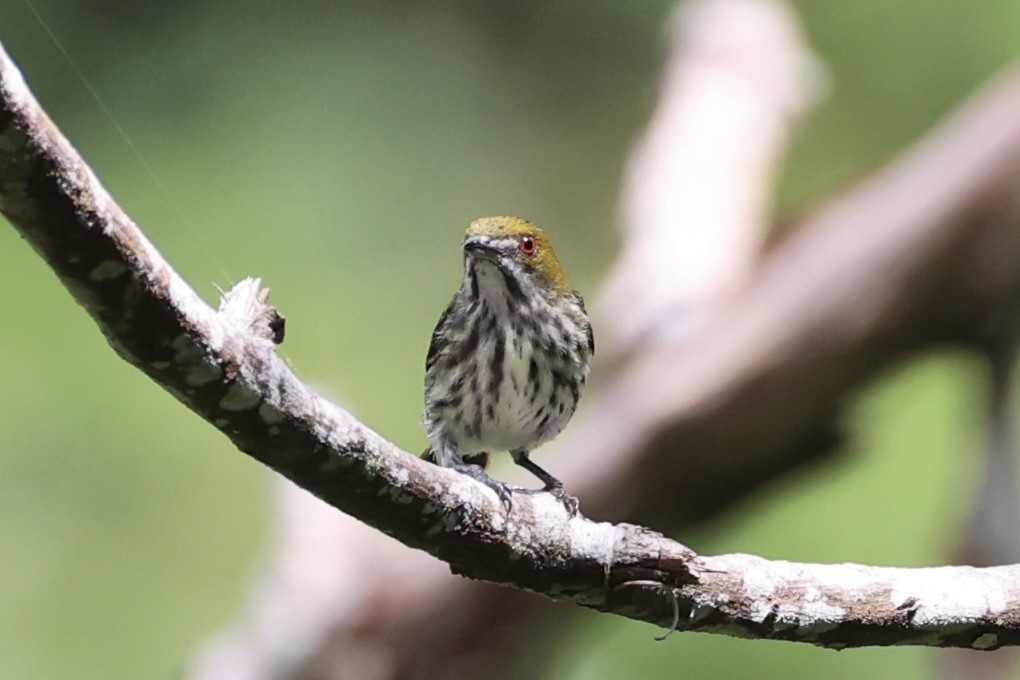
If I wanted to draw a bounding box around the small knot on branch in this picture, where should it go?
[218,277,286,345]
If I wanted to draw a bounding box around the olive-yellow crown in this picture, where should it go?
[464,216,571,296]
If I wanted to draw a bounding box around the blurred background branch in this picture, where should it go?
[1,0,1019,679]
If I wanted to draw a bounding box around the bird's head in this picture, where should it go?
[462,216,571,298]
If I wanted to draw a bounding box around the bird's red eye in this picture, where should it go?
[519,236,537,255]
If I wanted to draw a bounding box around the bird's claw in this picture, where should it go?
[452,462,513,512]
[481,477,514,512]
[449,462,578,515]
[547,484,580,517]
[513,483,580,517]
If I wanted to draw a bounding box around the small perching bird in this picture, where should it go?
[423,216,594,514]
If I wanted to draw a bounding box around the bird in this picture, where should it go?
[423,216,594,514]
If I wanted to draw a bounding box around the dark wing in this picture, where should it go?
[571,290,594,356]
[426,299,455,371]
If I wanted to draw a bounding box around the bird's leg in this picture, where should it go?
[510,449,579,516]
[509,449,562,488]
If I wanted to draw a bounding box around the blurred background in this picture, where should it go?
[1,0,1018,678]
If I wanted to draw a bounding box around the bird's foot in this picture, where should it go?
[513,483,579,517]
[452,461,513,511]
[546,484,580,517]
[508,450,578,516]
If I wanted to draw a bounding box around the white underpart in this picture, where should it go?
[424,256,590,465]
[468,261,576,452]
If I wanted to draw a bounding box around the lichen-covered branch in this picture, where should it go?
[1,25,1018,657]
[684,556,1020,650]
[0,30,689,618]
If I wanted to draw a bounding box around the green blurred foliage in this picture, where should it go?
[0,0,1016,678]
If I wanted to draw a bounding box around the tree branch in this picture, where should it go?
[2,29,1018,653]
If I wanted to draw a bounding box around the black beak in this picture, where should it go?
[463,236,498,261]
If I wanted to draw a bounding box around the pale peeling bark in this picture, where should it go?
[687,556,1020,649]
[1,23,1019,658]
